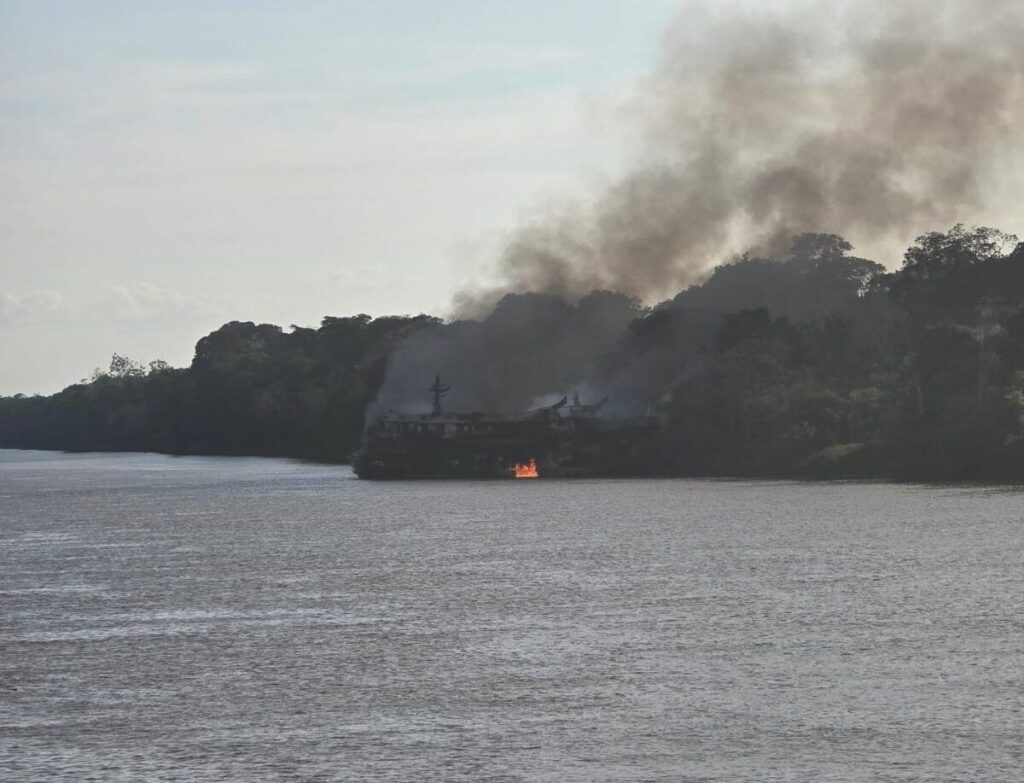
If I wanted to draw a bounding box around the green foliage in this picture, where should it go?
[651,225,1024,480]
[0,315,438,462]
[108,353,146,378]
[671,233,885,321]
[2,224,1023,481]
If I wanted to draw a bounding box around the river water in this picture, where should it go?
[1,450,1022,781]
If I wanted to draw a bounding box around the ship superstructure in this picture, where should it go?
[353,377,659,479]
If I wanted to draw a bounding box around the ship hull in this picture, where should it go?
[352,419,660,480]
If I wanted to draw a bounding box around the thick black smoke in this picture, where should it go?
[368,291,640,416]
[461,0,1024,307]
[372,0,1024,416]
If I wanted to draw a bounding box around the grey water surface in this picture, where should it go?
[1,449,1022,782]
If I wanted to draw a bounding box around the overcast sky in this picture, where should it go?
[1,0,679,394]
[4,0,1021,396]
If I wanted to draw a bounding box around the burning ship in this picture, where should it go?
[353,375,660,479]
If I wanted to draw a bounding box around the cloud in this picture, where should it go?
[104,283,242,324]
[0,290,65,327]
[0,284,241,328]
[349,43,588,87]
[327,265,432,291]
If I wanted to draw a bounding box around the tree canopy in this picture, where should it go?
[2,225,1023,481]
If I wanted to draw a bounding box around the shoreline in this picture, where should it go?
[3,446,1021,487]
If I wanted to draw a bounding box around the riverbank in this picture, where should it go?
[4,443,1021,485]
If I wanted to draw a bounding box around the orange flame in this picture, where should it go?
[513,458,539,479]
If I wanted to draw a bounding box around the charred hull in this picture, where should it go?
[353,410,661,479]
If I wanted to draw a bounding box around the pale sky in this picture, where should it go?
[1,0,680,394]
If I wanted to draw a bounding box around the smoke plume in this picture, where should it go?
[372,0,1024,416]
[459,0,1024,309]
[368,291,641,416]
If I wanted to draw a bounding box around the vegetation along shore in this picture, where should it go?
[3,225,1024,483]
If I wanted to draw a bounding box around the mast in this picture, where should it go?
[428,374,450,417]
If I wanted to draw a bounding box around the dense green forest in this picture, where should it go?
[0,314,438,463]
[2,225,1023,480]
